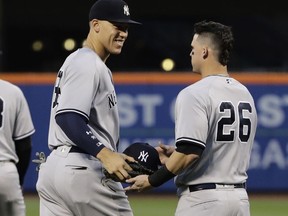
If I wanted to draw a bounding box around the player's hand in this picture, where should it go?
[155,143,175,164]
[97,147,135,182]
[124,175,152,192]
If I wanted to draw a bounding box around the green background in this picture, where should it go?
[26,193,288,216]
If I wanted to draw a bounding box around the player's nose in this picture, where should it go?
[119,30,128,39]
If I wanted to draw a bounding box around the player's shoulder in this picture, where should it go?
[0,79,23,95]
[177,82,203,103]
[179,77,210,96]
[0,79,15,87]
[177,76,232,101]
[65,48,106,73]
[188,75,246,91]
[0,80,25,105]
[76,48,103,64]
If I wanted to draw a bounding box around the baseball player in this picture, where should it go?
[0,79,35,216]
[126,20,258,216]
[36,0,141,215]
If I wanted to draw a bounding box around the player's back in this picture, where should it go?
[0,80,21,159]
[177,75,257,185]
[0,80,35,162]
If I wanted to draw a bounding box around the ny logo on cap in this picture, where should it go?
[138,151,149,162]
[123,5,130,16]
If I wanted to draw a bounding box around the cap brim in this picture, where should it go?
[109,19,142,25]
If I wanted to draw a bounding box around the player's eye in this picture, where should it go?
[190,49,194,55]
[112,23,129,32]
[191,46,194,55]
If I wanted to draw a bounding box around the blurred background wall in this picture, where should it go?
[1,72,287,193]
[1,0,288,72]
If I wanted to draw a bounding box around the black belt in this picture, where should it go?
[188,183,246,192]
[69,145,88,154]
[0,160,15,163]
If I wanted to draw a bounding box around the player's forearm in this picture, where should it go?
[148,151,199,187]
[165,151,199,175]
[15,136,32,186]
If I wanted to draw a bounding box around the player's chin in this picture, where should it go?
[110,42,125,54]
[110,48,123,55]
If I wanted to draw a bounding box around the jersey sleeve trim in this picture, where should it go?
[176,137,206,149]
[56,109,89,121]
[13,129,35,141]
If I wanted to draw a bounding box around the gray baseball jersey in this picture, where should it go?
[37,48,132,216]
[0,79,35,216]
[48,47,119,151]
[175,75,257,186]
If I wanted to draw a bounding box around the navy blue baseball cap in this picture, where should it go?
[123,142,161,172]
[89,0,141,25]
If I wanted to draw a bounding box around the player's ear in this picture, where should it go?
[202,47,208,59]
[91,19,100,33]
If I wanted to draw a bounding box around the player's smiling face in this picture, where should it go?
[99,21,129,55]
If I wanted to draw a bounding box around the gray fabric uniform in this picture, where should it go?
[36,47,133,216]
[174,75,257,216]
[0,80,35,216]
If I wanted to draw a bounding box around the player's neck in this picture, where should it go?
[204,73,229,78]
[201,69,229,77]
[201,65,228,78]
[83,40,109,62]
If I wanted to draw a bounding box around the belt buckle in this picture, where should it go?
[215,184,235,189]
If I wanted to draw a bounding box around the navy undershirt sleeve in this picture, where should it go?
[55,112,105,156]
[176,140,204,156]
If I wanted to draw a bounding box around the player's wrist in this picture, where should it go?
[95,145,108,159]
[148,164,176,187]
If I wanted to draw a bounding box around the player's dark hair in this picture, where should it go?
[194,20,234,66]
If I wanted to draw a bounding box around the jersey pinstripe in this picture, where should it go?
[48,47,119,151]
[0,80,35,162]
[174,75,257,186]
